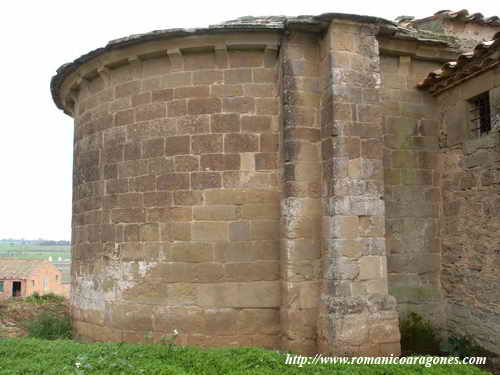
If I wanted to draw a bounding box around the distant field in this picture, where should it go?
[0,243,71,261]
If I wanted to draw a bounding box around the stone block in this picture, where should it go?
[175,86,210,99]
[191,172,222,189]
[170,242,213,263]
[174,190,203,206]
[115,109,135,126]
[192,134,223,154]
[144,191,171,207]
[250,220,280,240]
[254,68,277,83]
[153,306,205,333]
[200,153,240,171]
[192,222,228,241]
[130,175,155,192]
[136,103,166,121]
[106,303,153,331]
[359,216,385,237]
[139,223,159,241]
[165,136,190,156]
[255,153,278,170]
[325,256,360,281]
[193,205,238,221]
[229,221,250,241]
[359,256,383,280]
[157,173,190,190]
[212,84,243,97]
[237,309,280,335]
[168,207,193,221]
[177,115,210,134]
[224,69,253,84]
[175,155,199,172]
[115,81,141,98]
[161,72,192,88]
[330,216,359,239]
[197,283,239,307]
[164,283,197,305]
[224,134,259,153]
[152,89,174,103]
[143,138,165,158]
[193,70,223,85]
[188,98,221,115]
[167,99,187,117]
[242,115,273,133]
[238,281,280,307]
[170,222,191,241]
[241,204,280,219]
[111,208,145,223]
[223,97,255,114]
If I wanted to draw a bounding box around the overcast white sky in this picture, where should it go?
[0,0,497,240]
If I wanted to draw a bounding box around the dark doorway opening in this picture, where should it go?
[12,281,21,297]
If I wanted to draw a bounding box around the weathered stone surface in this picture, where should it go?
[54,9,500,357]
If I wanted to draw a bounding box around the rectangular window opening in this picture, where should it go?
[468,92,491,137]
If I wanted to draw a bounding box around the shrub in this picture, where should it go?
[23,312,72,340]
[25,292,65,305]
[400,312,441,355]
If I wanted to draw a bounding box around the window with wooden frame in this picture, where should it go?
[468,91,491,137]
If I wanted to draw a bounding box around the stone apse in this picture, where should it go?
[51,11,500,355]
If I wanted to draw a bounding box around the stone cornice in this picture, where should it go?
[51,12,459,115]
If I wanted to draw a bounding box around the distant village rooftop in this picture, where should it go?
[0,258,50,279]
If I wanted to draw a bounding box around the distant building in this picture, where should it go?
[0,259,69,299]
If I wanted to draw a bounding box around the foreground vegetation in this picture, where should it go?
[0,338,490,375]
[0,293,69,339]
[0,296,492,374]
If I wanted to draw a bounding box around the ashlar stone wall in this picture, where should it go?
[70,32,283,347]
[316,20,401,356]
[380,54,445,327]
[55,17,406,356]
[438,66,500,354]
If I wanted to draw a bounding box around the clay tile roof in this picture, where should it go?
[0,258,50,279]
[397,10,500,28]
[433,9,500,26]
[418,31,500,94]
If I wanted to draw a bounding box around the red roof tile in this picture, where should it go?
[418,31,500,94]
[399,10,500,27]
[433,10,500,26]
[0,258,51,279]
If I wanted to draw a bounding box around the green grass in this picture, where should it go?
[0,338,489,375]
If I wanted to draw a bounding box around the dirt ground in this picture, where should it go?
[0,296,69,338]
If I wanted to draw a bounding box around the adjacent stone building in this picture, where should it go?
[51,9,500,355]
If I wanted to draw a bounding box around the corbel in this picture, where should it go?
[214,43,228,69]
[166,48,184,71]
